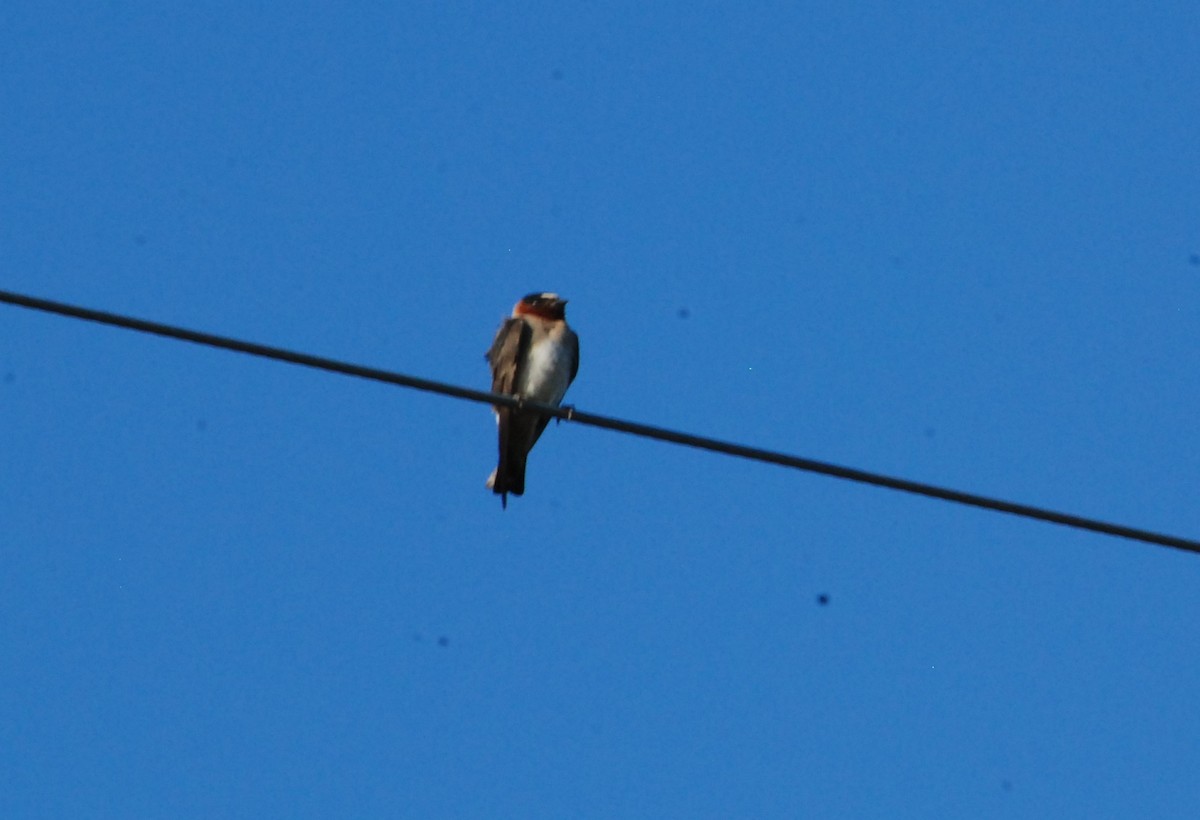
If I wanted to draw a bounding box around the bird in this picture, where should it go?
[485,292,580,508]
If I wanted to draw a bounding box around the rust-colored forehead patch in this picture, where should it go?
[514,294,566,321]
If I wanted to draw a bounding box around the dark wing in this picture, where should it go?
[486,317,534,501]
[566,327,580,384]
[486,317,530,395]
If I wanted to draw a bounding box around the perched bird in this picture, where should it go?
[485,292,580,508]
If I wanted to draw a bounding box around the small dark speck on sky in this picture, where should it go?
[924,427,936,438]
[438,636,449,647]
[3,372,14,384]
[677,307,690,319]
[1189,253,1200,266]
[817,594,829,606]
[1002,780,1013,792]
[551,69,563,80]
[134,235,147,246]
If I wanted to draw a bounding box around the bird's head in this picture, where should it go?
[514,292,568,320]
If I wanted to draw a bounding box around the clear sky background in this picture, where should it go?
[3,2,1199,817]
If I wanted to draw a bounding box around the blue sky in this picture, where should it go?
[3,2,1199,817]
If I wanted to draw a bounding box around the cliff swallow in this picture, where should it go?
[485,292,580,508]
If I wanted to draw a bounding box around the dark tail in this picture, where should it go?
[491,408,532,507]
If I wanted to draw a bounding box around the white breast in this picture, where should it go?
[517,337,573,405]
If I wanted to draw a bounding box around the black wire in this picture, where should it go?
[2,287,1197,556]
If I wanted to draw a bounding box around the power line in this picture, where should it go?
[2,286,1196,556]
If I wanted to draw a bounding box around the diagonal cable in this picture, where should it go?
[2,287,1196,555]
